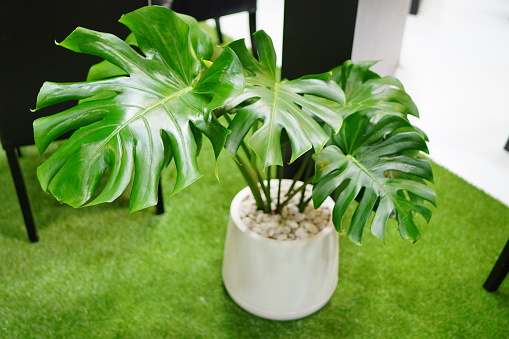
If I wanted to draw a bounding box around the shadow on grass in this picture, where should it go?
[0,144,166,242]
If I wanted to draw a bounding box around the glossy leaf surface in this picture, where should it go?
[33,6,244,212]
[329,60,419,118]
[225,31,345,168]
[313,114,436,244]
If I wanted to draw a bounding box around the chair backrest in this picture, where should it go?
[0,0,146,149]
[168,0,257,21]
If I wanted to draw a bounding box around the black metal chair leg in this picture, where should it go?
[484,238,509,292]
[504,137,509,152]
[214,17,224,44]
[410,0,421,15]
[156,180,165,215]
[5,148,38,242]
[248,10,258,57]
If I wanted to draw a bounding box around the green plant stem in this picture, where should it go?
[298,157,315,213]
[264,166,272,211]
[287,152,311,197]
[234,154,268,211]
[277,164,284,210]
[224,113,270,211]
[276,177,313,214]
[273,153,311,214]
[255,171,268,205]
[303,196,313,210]
[223,114,252,163]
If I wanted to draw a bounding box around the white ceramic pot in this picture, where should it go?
[222,181,339,321]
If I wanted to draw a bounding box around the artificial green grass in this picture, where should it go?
[1,143,508,338]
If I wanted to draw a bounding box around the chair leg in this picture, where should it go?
[248,10,258,58]
[214,17,224,44]
[504,137,509,152]
[5,148,38,242]
[483,238,509,292]
[156,179,165,215]
[410,0,421,15]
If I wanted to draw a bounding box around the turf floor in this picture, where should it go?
[1,143,508,338]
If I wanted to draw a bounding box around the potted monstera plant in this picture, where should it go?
[33,6,436,320]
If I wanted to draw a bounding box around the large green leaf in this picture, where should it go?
[33,6,244,212]
[224,31,345,168]
[328,60,419,118]
[313,114,436,244]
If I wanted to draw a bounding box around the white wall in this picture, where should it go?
[352,0,411,76]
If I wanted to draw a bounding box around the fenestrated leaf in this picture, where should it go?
[328,60,419,118]
[174,12,214,61]
[85,33,138,82]
[225,31,345,168]
[329,60,380,91]
[313,114,436,244]
[87,59,127,82]
[33,6,245,212]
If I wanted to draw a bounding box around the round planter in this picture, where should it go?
[222,181,339,321]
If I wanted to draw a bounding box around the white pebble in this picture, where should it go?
[252,226,263,234]
[295,227,309,239]
[306,209,317,220]
[266,227,276,238]
[276,226,291,235]
[269,214,282,223]
[263,222,278,230]
[285,220,299,229]
[287,205,299,216]
[313,217,324,225]
[237,183,331,241]
[242,218,253,228]
[302,222,319,234]
[277,234,288,241]
[294,213,305,222]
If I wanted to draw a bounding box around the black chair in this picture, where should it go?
[485,140,509,290]
[484,238,509,292]
[0,0,152,242]
[410,0,422,15]
[166,0,258,53]
[1,1,257,242]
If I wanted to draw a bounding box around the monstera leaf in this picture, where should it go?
[224,31,345,168]
[312,113,436,244]
[33,6,244,212]
[328,60,419,118]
